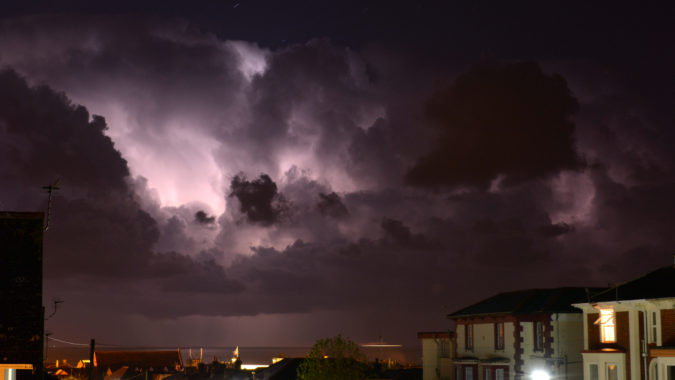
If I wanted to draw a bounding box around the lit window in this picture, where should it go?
[606,364,618,380]
[595,309,616,343]
[495,323,504,350]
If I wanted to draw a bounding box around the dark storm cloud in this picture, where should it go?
[0,69,128,194]
[0,68,242,297]
[406,61,583,190]
[152,252,243,294]
[380,217,437,249]
[582,165,675,279]
[229,173,291,226]
[194,210,216,225]
[0,7,672,348]
[537,222,573,237]
[316,192,349,219]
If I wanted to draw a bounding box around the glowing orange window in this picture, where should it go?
[594,309,616,343]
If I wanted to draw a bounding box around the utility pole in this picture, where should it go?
[45,332,52,362]
[89,339,95,380]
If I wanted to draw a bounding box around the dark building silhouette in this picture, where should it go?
[0,212,45,379]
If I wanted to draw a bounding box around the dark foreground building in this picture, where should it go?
[0,212,45,380]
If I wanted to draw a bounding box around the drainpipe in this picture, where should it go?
[554,314,566,380]
[642,309,649,380]
[437,336,442,379]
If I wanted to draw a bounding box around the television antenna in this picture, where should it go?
[43,179,60,231]
[45,298,64,320]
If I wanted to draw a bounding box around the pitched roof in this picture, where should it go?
[587,265,675,303]
[254,358,304,380]
[448,287,605,318]
[94,350,182,370]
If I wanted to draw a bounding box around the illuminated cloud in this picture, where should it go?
[0,8,672,348]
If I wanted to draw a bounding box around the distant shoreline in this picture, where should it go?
[48,345,422,366]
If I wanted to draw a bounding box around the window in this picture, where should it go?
[485,368,491,380]
[590,364,599,380]
[607,364,618,380]
[465,324,474,350]
[652,311,658,343]
[534,321,544,351]
[496,368,504,380]
[440,340,449,358]
[456,366,462,380]
[465,366,474,380]
[595,309,616,343]
[495,322,504,350]
[668,365,675,380]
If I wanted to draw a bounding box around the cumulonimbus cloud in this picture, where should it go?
[406,61,583,190]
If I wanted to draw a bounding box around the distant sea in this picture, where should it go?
[48,345,422,367]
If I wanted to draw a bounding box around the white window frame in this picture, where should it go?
[606,363,619,380]
[465,366,474,380]
[595,308,616,343]
[589,363,599,380]
[495,368,504,380]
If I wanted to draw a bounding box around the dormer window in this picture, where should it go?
[595,308,616,343]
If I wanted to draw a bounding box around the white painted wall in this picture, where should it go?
[421,337,453,380]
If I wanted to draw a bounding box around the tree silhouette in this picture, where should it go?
[297,334,371,380]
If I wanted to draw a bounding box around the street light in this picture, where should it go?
[532,369,551,380]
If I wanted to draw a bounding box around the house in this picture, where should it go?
[572,262,675,380]
[448,287,602,380]
[417,331,454,380]
[93,350,183,380]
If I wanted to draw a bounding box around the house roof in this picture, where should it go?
[448,287,605,318]
[253,358,304,380]
[94,350,182,370]
[586,265,675,303]
[417,331,453,339]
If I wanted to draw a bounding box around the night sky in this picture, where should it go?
[1,1,674,349]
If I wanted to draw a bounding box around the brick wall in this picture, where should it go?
[616,311,631,380]
[661,309,675,346]
[587,313,600,349]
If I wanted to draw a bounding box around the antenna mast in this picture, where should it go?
[42,179,60,231]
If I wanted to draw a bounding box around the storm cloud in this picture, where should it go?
[229,173,291,226]
[316,192,349,219]
[0,68,242,294]
[0,8,673,349]
[406,61,583,190]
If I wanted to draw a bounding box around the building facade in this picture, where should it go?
[448,288,599,380]
[572,264,675,380]
[0,212,44,380]
[418,331,455,380]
